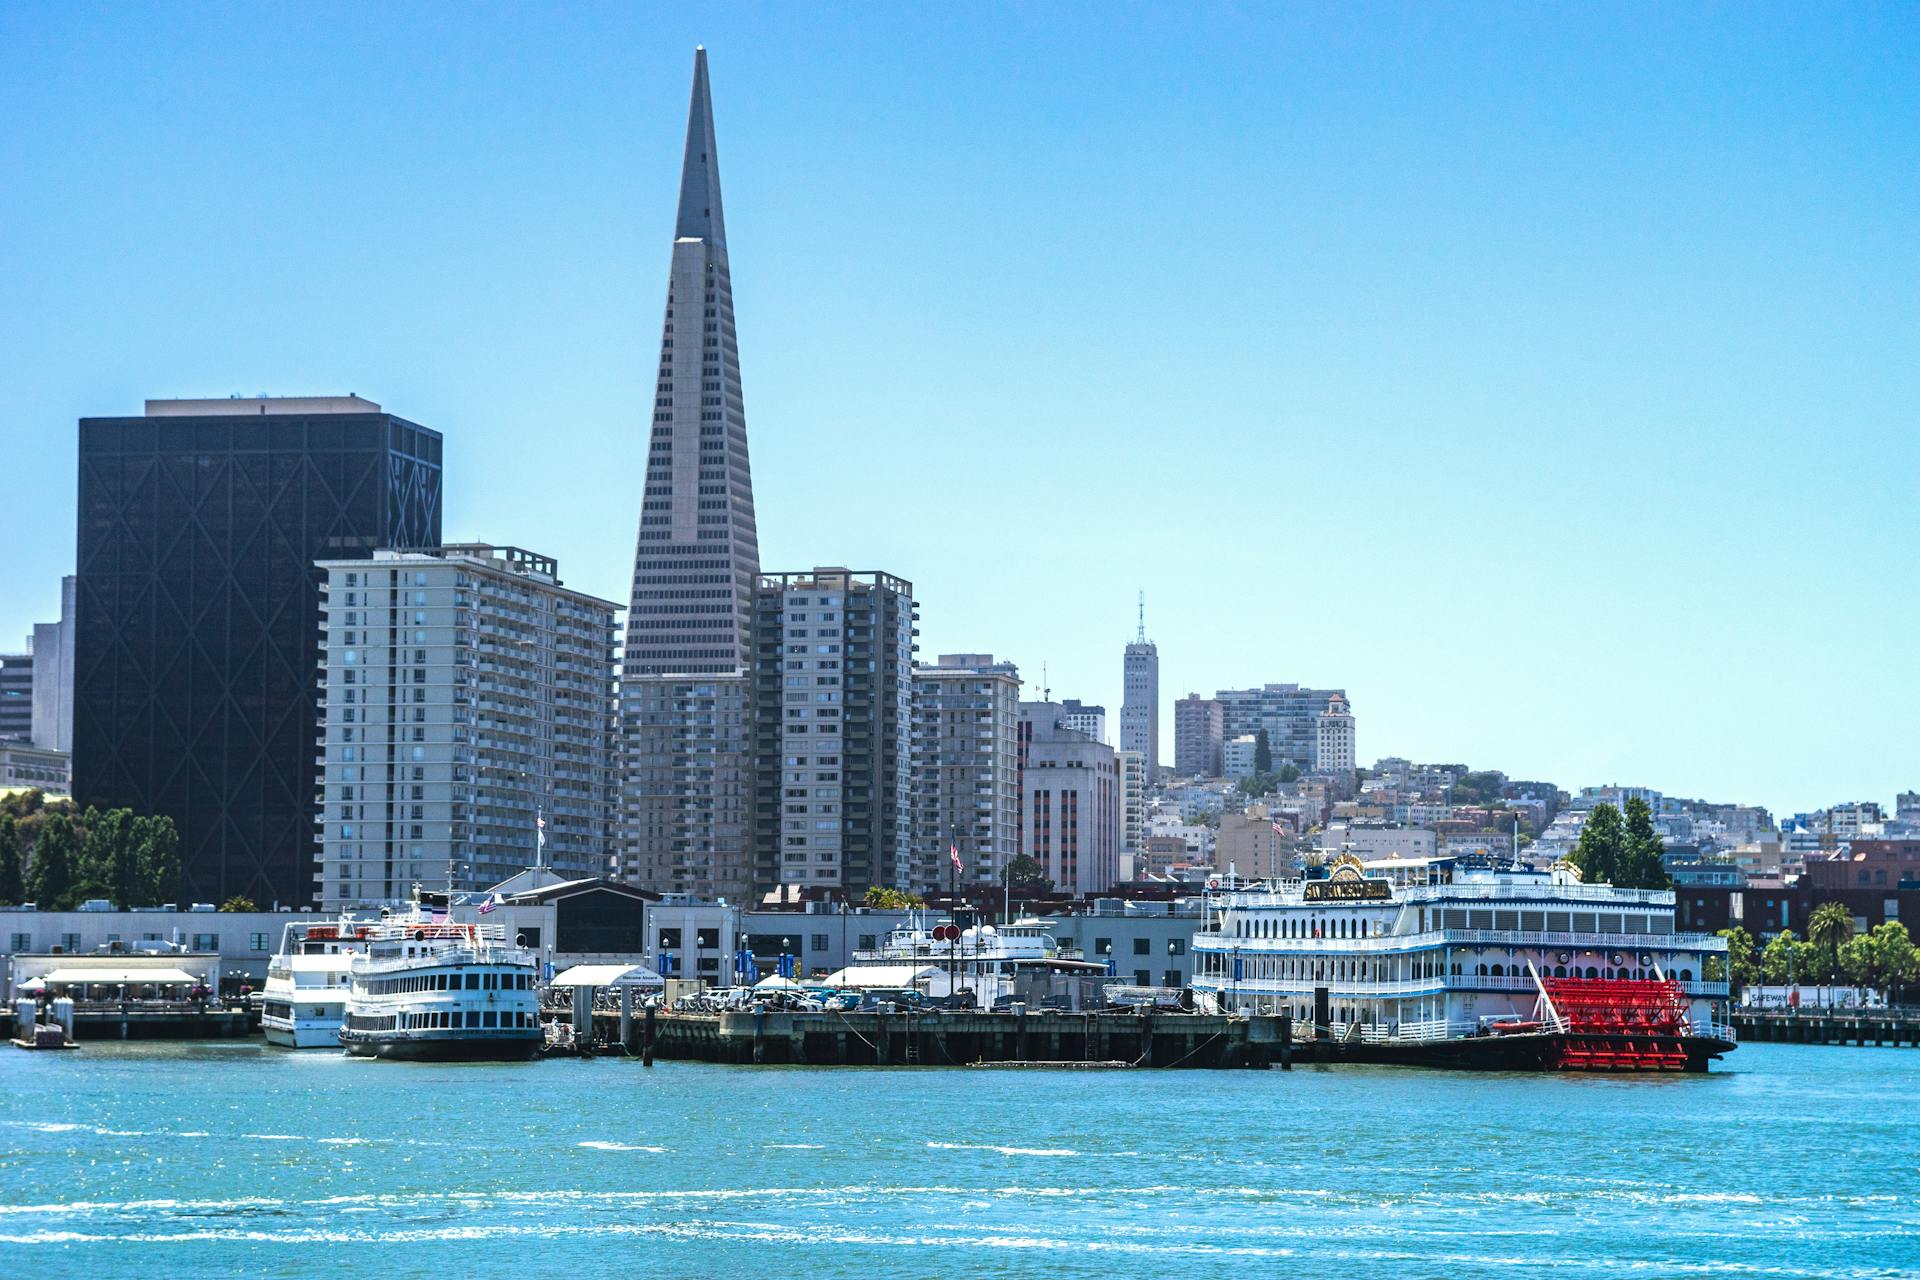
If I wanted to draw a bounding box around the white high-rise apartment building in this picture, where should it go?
[316,545,619,909]
[1314,693,1355,774]
[753,569,917,893]
[1120,595,1159,779]
[911,654,1023,891]
[1118,748,1146,866]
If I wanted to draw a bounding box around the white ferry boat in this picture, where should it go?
[1188,855,1737,1071]
[829,915,1107,1010]
[261,919,368,1048]
[339,906,541,1061]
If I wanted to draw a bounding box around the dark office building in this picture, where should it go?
[75,396,442,908]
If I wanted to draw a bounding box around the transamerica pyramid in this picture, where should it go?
[623,46,760,676]
[616,48,760,901]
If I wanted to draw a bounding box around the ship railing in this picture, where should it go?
[1192,927,1724,955]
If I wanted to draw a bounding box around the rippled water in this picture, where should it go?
[1,1040,1914,1277]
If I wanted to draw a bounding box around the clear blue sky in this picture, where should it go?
[3,4,1914,816]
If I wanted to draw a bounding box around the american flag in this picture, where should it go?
[536,809,546,850]
[949,842,963,874]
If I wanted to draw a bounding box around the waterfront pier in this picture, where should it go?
[583,1007,1296,1069]
[1732,1009,1920,1048]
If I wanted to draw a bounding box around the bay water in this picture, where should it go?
[1,1040,1914,1277]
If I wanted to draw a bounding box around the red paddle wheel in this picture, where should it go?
[1540,976,1693,1071]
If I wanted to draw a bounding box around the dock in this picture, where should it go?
[586,1006,1296,1069]
[1,1002,256,1042]
[1732,1008,1920,1048]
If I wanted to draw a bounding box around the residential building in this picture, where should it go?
[1216,683,1346,771]
[31,575,76,752]
[1222,734,1259,779]
[1173,693,1224,778]
[75,395,441,909]
[1320,824,1437,860]
[0,653,30,742]
[1313,692,1355,773]
[1058,699,1107,745]
[617,674,752,901]
[315,545,619,908]
[911,653,1022,890]
[1118,748,1146,866]
[1019,701,1121,895]
[752,569,917,894]
[617,48,763,902]
[1120,596,1159,778]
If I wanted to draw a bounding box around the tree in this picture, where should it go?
[1002,855,1053,893]
[139,815,181,906]
[219,895,261,913]
[1237,772,1280,800]
[1713,927,1759,997]
[1864,922,1918,1001]
[1761,929,1807,986]
[82,807,143,908]
[1807,902,1855,982]
[1569,803,1625,885]
[28,811,79,910]
[0,815,23,905]
[1253,729,1272,776]
[1617,797,1671,890]
[1277,763,1300,785]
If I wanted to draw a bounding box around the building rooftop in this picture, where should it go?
[145,395,383,417]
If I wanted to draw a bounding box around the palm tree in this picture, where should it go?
[1807,902,1855,985]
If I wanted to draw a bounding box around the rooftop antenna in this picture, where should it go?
[1136,590,1146,643]
[1041,661,1050,703]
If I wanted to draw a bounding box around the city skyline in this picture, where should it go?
[4,7,1915,814]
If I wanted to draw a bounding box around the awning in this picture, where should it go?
[35,967,199,985]
[821,965,939,989]
[548,963,665,989]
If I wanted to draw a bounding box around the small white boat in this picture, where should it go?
[261,919,368,1049]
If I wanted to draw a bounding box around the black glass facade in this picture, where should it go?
[74,408,442,908]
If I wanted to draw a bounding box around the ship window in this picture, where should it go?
[1521,912,1544,932]
[467,1011,481,1027]
[1599,914,1623,934]
[483,1011,498,1028]
[466,974,480,990]
[1469,910,1493,930]
[1495,911,1518,931]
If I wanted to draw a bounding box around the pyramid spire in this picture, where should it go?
[675,46,726,246]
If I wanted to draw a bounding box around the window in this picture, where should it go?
[1094,937,1112,955]
[249,932,270,951]
[1167,938,1186,956]
[696,928,719,949]
[191,933,219,951]
[1132,937,1151,955]
[810,934,829,952]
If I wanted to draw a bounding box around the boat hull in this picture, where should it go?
[340,1032,541,1062]
[262,1018,346,1049]
[1322,1031,1735,1073]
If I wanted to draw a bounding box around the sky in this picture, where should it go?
[2,3,1915,817]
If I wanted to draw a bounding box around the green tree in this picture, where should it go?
[1002,855,1053,893]
[1617,797,1671,890]
[1277,763,1300,785]
[1760,929,1807,986]
[219,895,261,913]
[139,815,181,906]
[1807,902,1855,982]
[1237,771,1280,799]
[0,815,23,905]
[1569,803,1625,885]
[82,807,144,907]
[1713,927,1759,996]
[1253,729,1272,775]
[1861,921,1917,1001]
[28,811,80,910]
